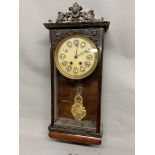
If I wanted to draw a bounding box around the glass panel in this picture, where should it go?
[53,34,99,133]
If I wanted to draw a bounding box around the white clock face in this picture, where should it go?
[54,34,98,80]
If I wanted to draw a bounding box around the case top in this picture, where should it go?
[44,2,110,31]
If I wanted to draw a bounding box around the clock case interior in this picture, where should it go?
[44,21,109,144]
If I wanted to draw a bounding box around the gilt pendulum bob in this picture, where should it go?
[44,3,110,145]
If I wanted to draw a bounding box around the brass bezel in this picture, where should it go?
[54,34,98,80]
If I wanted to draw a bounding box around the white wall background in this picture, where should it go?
[19,0,134,155]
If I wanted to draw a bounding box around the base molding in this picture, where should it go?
[49,132,102,145]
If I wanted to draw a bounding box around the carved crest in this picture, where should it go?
[49,2,104,23]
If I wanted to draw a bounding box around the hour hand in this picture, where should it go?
[74,49,78,59]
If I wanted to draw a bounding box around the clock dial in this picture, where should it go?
[81,41,86,48]
[86,55,93,61]
[80,66,85,72]
[62,61,67,66]
[54,34,98,79]
[60,54,66,59]
[67,41,72,48]
[63,48,68,53]
[74,40,79,47]
[84,61,91,67]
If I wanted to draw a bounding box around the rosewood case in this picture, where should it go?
[44,3,110,145]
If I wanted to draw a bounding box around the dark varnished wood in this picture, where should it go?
[96,28,105,133]
[44,12,110,145]
[58,70,99,121]
[45,26,107,144]
[48,27,103,125]
[44,21,110,32]
[50,31,55,126]
[49,132,102,145]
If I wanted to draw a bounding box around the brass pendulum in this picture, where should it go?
[71,84,86,121]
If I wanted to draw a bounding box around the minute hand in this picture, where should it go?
[77,51,84,57]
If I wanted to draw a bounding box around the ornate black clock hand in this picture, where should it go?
[74,47,78,59]
[77,51,84,57]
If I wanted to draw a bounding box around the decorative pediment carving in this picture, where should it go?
[49,2,105,23]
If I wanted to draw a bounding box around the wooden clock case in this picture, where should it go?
[44,3,110,145]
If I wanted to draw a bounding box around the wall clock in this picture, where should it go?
[44,2,110,145]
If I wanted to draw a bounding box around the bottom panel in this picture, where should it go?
[54,117,96,132]
[49,132,102,145]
